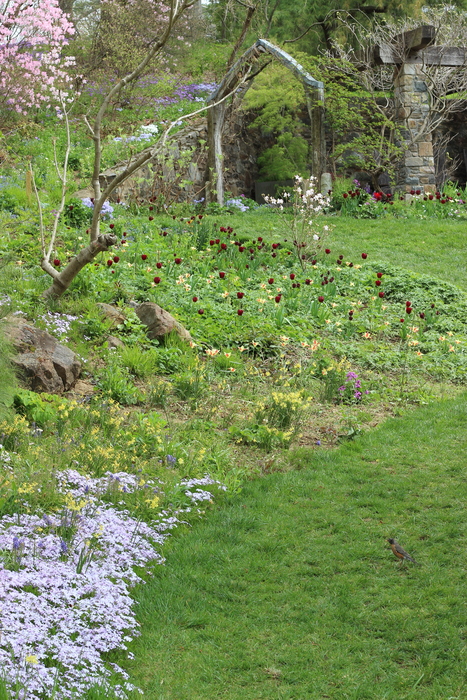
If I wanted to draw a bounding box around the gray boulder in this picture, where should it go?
[135,303,191,342]
[4,317,81,394]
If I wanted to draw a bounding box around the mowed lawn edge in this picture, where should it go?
[122,393,467,700]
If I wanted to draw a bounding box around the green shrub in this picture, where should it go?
[13,389,59,427]
[120,345,158,378]
[63,198,93,228]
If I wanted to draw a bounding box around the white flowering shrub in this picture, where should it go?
[264,175,332,270]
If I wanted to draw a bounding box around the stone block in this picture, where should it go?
[405,156,423,166]
[135,303,191,343]
[414,80,427,92]
[418,142,433,157]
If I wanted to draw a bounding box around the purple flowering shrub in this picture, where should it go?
[0,467,225,699]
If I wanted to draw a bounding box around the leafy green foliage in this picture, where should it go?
[245,52,402,184]
[13,389,60,427]
[245,63,309,181]
[63,198,93,228]
[0,329,16,421]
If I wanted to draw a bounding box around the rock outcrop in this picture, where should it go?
[4,317,81,394]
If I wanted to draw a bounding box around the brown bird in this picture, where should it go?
[387,538,419,564]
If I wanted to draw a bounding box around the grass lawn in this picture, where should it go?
[225,212,467,291]
[125,392,467,700]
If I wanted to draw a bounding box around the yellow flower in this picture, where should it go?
[145,496,160,509]
[26,655,38,665]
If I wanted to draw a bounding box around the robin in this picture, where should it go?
[387,538,419,564]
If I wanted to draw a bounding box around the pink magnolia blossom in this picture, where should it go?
[0,0,75,114]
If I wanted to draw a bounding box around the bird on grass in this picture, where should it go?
[387,538,419,564]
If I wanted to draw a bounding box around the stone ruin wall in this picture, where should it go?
[98,99,467,205]
[100,112,264,206]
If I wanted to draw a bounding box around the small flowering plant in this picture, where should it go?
[264,175,331,271]
[255,389,312,430]
[337,371,369,404]
[0,467,226,699]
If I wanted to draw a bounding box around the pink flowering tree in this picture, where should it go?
[37,0,201,298]
[0,0,75,116]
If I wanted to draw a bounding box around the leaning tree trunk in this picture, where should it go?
[42,234,117,298]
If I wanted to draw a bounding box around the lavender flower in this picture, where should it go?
[225,198,249,212]
[81,198,114,220]
[0,469,225,699]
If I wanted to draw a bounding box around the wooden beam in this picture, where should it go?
[373,44,467,67]
[407,46,467,66]
[401,25,436,54]
[372,25,436,64]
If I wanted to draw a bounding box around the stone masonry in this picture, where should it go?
[393,62,436,193]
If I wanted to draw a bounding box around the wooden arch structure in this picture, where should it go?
[205,39,325,205]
